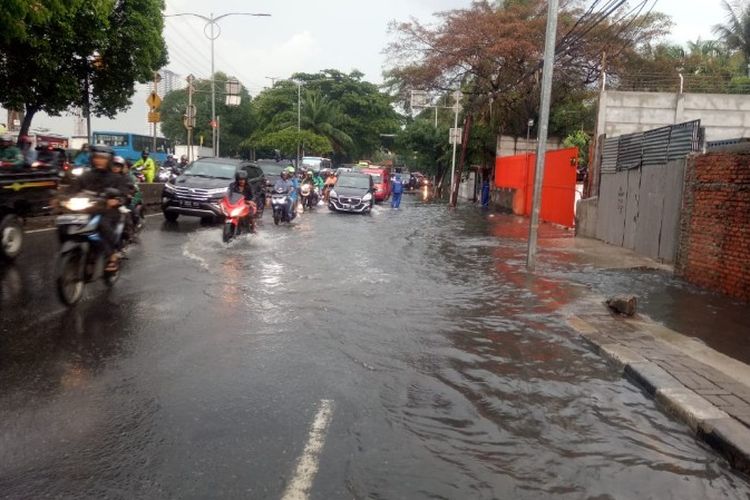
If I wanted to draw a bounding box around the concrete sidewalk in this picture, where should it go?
[543,235,750,473]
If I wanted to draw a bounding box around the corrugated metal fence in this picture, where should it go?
[593,120,703,263]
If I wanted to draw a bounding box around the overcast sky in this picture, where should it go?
[22,0,726,138]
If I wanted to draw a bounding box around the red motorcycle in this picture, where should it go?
[220,191,256,243]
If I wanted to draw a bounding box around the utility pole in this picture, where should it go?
[297,80,302,168]
[164,11,271,157]
[265,76,281,87]
[526,0,559,270]
[186,74,195,162]
[449,90,462,204]
[217,115,221,157]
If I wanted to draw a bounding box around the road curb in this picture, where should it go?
[567,313,750,474]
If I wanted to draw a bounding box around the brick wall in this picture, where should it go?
[676,153,750,301]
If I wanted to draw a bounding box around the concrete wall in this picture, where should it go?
[496,135,562,157]
[592,158,687,263]
[599,90,750,142]
[490,188,515,213]
[575,197,598,239]
[676,153,750,302]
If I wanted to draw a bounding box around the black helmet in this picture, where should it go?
[90,144,113,169]
[90,144,114,156]
[235,170,248,182]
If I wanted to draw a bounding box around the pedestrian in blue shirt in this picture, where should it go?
[391,174,404,209]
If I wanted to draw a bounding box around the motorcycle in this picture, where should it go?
[157,165,174,183]
[55,191,126,306]
[299,182,319,211]
[271,186,293,225]
[220,191,255,243]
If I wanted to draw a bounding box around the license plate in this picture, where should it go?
[56,215,89,225]
[179,200,201,208]
[342,204,351,209]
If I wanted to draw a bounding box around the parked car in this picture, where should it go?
[328,172,375,214]
[360,167,391,203]
[161,158,265,223]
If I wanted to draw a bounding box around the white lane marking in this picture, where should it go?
[282,399,335,500]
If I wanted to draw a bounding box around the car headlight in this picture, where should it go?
[362,193,372,202]
[71,167,84,177]
[329,190,338,199]
[64,197,94,211]
[164,182,176,192]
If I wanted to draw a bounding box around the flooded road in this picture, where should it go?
[1,197,748,498]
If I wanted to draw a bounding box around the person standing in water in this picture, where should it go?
[391,174,404,209]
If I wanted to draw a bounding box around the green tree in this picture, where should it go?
[161,72,256,157]
[713,0,750,66]
[563,130,591,169]
[0,0,168,138]
[252,70,401,163]
[279,91,352,153]
[394,119,450,176]
[244,128,332,158]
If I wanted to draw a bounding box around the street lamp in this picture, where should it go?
[165,11,271,157]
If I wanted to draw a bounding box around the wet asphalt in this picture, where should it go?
[1,196,749,499]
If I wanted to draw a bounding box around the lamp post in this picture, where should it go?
[165,11,271,157]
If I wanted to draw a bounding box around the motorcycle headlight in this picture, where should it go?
[362,193,372,202]
[230,207,245,217]
[71,167,84,177]
[64,197,94,211]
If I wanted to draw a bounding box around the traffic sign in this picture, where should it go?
[449,127,463,145]
[148,111,161,123]
[146,91,162,109]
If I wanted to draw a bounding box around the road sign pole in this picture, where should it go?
[526,0,559,270]
[187,74,194,162]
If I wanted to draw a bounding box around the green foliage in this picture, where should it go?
[0,0,168,136]
[251,70,401,163]
[161,72,255,157]
[244,128,332,157]
[563,130,591,168]
[713,0,750,64]
[394,119,450,175]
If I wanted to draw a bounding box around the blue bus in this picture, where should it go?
[92,131,173,164]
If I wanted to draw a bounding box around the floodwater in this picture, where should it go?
[0,196,748,499]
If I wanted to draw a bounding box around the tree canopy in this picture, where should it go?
[0,0,168,138]
[251,70,401,163]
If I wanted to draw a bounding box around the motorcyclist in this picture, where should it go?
[111,156,138,242]
[73,143,90,166]
[274,169,297,220]
[132,150,156,183]
[285,166,300,216]
[227,170,257,232]
[177,154,189,174]
[70,145,125,271]
[19,135,37,167]
[0,134,23,170]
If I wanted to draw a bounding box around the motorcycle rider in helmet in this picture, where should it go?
[228,170,258,233]
[70,145,125,271]
[274,169,296,221]
[111,156,142,241]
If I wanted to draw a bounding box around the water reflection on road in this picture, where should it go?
[0,197,747,498]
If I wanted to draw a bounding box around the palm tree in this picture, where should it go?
[713,0,750,70]
[282,91,353,154]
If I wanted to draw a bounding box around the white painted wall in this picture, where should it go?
[598,90,750,141]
